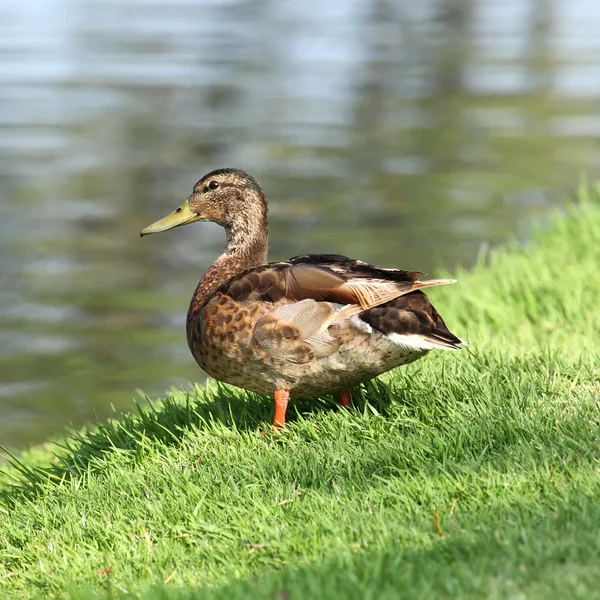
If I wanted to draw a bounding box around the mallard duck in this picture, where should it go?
[141,168,462,428]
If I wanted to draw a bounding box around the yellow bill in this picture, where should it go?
[140,200,202,237]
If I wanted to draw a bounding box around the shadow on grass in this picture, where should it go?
[0,379,395,507]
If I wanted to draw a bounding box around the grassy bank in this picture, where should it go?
[1,185,600,599]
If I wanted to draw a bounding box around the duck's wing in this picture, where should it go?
[225,253,454,317]
[217,254,457,363]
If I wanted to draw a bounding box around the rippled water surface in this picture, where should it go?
[1,0,600,447]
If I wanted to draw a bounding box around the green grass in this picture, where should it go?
[2,184,600,599]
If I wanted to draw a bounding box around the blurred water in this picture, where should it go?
[1,0,599,448]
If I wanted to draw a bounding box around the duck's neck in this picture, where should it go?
[188,214,269,320]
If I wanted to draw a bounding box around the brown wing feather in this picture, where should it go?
[360,291,462,349]
[222,254,454,314]
[287,254,423,282]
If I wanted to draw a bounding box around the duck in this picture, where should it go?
[141,168,462,429]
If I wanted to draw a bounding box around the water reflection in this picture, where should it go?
[1,0,599,448]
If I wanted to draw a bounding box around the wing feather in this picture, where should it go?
[222,254,455,315]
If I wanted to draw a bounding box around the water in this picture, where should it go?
[1,0,599,448]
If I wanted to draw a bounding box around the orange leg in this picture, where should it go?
[338,389,351,408]
[273,390,290,428]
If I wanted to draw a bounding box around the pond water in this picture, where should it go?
[1,0,599,448]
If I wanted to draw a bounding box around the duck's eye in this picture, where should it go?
[209,180,219,190]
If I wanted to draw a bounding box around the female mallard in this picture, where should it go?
[141,168,462,428]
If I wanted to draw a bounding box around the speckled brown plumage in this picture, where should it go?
[141,168,463,428]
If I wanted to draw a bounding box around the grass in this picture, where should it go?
[1,184,600,599]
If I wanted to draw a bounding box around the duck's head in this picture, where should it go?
[140,168,268,239]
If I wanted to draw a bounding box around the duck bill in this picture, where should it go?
[140,200,202,237]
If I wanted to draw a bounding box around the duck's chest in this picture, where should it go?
[186,294,277,392]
